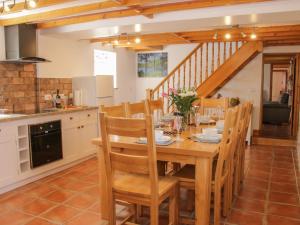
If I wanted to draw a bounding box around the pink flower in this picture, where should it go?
[162,92,169,97]
[169,88,177,95]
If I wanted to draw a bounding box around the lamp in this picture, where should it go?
[4,0,15,12]
[25,0,38,8]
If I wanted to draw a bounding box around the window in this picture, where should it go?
[94,49,117,88]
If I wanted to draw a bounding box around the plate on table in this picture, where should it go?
[191,133,222,143]
[137,136,175,146]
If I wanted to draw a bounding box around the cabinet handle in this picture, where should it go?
[70,117,73,120]
[81,125,84,128]
[87,114,91,117]
[77,126,81,129]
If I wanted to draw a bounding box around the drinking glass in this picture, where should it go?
[174,116,183,142]
[195,113,201,127]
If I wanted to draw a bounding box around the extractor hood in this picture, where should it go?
[0,24,51,64]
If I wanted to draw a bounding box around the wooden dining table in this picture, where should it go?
[92,125,220,225]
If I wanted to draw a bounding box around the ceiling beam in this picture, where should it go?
[0,0,76,15]
[90,24,300,49]
[36,0,272,29]
[0,0,165,26]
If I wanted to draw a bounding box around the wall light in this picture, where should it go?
[135,37,141,44]
[224,16,232,25]
[4,0,15,12]
[224,33,231,40]
[250,33,257,40]
[134,24,141,33]
[28,0,37,8]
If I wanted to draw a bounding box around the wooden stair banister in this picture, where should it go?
[148,40,259,113]
[197,41,263,97]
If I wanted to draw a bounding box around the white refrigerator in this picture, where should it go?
[72,75,114,106]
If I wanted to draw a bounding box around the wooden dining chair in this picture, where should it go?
[237,102,253,187]
[126,101,149,118]
[100,104,127,117]
[200,97,229,119]
[149,98,164,115]
[172,107,239,225]
[99,112,179,225]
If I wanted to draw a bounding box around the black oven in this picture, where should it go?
[29,120,63,168]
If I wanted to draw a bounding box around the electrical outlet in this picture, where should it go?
[44,94,53,101]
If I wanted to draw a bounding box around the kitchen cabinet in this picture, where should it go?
[62,109,98,160]
[0,130,18,186]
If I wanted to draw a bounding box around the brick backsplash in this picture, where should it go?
[38,78,72,110]
[0,63,37,114]
[0,63,73,114]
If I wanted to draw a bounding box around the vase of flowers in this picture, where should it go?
[163,88,198,129]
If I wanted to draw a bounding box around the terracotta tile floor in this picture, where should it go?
[0,144,299,225]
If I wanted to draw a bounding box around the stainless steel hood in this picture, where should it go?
[0,24,51,64]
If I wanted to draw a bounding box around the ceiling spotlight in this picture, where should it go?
[28,0,38,8]
[213,32,218,40]
[224,33,231,40]
[114,40,119,45]
[241,32,247,38]
[135,37,141,44]
[250,33,257,39]
[4,0,15,12]
[134,24,141,33]
[127,41,131,45]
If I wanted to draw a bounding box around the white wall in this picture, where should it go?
[0,26,5,60]
[37,34,93,78]
[263,64,271,102]
[135,44,198,101]
[217,54,263,130]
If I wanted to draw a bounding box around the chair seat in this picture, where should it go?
[113,173,178,200]
[173,163,226,189]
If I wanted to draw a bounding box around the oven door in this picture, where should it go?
[30,130,63,168]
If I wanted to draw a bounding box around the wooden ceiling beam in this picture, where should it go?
[0,0,76,15]
[36,0,272,29]
[1,0,165,26]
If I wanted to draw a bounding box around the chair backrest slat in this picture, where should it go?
[100,104,127,117]
[149,98,164,114]
[126,101,149,118]
[200,97,229,119]
[105,116,147,137]
[110,152,149,175]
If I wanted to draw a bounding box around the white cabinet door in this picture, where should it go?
[62,126,81,160]
[0,136,18,186]
[80,123,98,155]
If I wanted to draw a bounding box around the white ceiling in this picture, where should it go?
[4,0,300,40]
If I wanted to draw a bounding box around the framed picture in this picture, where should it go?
[137,52,168,77]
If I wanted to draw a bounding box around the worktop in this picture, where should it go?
[0,106,98,123]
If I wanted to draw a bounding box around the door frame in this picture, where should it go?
[260,53,299,138]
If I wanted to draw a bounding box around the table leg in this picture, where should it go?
[98,146,109,221]
[195,157,212,225]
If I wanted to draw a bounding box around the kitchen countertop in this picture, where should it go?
[0,106,99,123]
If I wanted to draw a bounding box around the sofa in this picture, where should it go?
[263,93,291,125]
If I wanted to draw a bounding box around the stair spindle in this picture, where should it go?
[183,62,186,88]
[189,58,192,88]
[205,43,209,80]
[217,42,220,67]
[235,41,238,53]
[178,69,181,89]
[229,42,233,56]
[200,46,203,84]
[211,42,215,74]
[194,50,197,87]
[223,42,226,62]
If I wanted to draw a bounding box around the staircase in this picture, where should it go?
[148,41,263,113]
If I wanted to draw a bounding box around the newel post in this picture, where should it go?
[146,89,153,100]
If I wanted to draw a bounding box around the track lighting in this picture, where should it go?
[224,33,231,40]
[0,0,38,14]
[3,0,15,12]
[135,37,141,44]
[250,33,257,40]
[241,32,247,38]
[213,32,218,40]
[27,0,37,8]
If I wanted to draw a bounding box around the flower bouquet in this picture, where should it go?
[163,88,198,129]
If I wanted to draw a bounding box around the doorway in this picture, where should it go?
[261,54,296,139]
